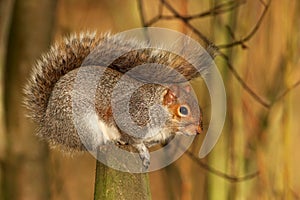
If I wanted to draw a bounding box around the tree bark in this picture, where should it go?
[3,0,57,199]
[93,150,152,200]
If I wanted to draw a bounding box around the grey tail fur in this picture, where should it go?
[23,32,101,124]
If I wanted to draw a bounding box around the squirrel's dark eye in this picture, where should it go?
[178,105,189,116]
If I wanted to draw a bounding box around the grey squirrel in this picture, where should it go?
[24,32,204,168]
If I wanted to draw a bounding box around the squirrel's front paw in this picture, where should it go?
[141,156,150,169]
[134,143,150,169]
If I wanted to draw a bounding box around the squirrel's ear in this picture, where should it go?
[163,86,177,105]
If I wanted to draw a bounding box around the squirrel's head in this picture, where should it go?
[162,84,203,136]
[125,83,202,139]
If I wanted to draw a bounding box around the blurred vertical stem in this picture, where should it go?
[207,0,241,199]
[0,0,14,199]
[281,3,297,197]
[223,4,245,200]
[93,150,152,200]
[207,0,227,199]
[3,0,56,199]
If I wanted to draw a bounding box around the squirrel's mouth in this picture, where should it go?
[180,123,202,136]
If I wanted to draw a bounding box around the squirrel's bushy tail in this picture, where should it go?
[24,32,101,124]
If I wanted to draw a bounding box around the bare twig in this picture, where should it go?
[137,0,146,27]
[219,52,271,108]
[152,0,246,22]
[226,25,237,40]
[273,79,300,104]
[184,149,259,182]
[161,0,213,46]
[217,0,271,49]
[185,0,246,20]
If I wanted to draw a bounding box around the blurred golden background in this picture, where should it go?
[0,0,299,199]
